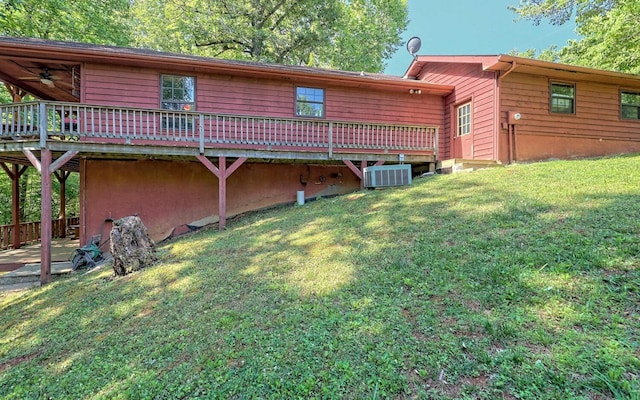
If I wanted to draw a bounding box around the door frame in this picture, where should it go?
[452,99,473,159]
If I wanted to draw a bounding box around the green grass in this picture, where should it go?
[1,155,639,399]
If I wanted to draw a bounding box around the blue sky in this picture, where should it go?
[384,0,578,76]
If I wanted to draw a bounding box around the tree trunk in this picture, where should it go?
[110,215,157,276]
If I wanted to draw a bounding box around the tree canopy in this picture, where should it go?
[0,0,132,45]
[0,0,408,73]
[510,0,640,74]
[130,0,408,73]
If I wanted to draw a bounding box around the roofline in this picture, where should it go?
[489,54,640,81]
[404,54,640,85]
[403,55,501,78]
[0,36,454,95]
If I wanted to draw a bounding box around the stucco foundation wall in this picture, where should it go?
[511,134,640,162]
[80,159,361,245]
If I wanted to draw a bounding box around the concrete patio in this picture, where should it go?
[0,239,82,292]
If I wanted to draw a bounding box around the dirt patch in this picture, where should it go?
[0,350,41,373]
[405,367,499,399]
[464,299,483,313]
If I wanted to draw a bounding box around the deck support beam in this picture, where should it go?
[1,163,28,249]
[24,149,79,284]
[196,155,247,230]
[343,160,369,189]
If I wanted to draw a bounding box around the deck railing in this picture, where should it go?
[0,101,438,156]
[0,217,79,250]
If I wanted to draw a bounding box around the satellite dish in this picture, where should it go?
[406,36,422,57]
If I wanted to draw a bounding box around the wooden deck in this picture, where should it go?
[0,101,440,284]
[0,101,439,167]
[0,217,79,250]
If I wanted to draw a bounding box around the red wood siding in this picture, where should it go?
[83,64,159,108]
[197,75,293,117]
[500,73,640,161]
[419,63,497,160]
[325,88,443,126]
[82,64,444,128]
[80,159,361,244]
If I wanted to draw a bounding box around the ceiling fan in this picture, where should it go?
[19,67,66,88]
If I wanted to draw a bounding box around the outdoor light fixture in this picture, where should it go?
[40,77,54,86]
[409,89,422,95]
[39,69,55,87]
[508,111,522,124]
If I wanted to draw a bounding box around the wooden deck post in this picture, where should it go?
[24,148,78,284]
[1,163,27,249]
[196,156,247,230]
[12,165,27,249]
[11,165,20,249]
[219,157,227,229]
[40,149,53,284]
[54,171,71,238]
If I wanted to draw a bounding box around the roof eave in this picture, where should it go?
[0,37,454,95]
[487,54,640,86]
[403,55,502,80]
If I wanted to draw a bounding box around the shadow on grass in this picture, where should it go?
[1,159,639,399]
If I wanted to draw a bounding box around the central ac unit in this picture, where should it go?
[363,164,412,188]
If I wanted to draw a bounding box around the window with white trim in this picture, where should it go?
[161,74,195,129]
[457,102,471,136]
[296,87,325,118]
[550,82,575,114]
[621,91,640,120]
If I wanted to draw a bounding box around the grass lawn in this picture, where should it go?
[1,155,639,399]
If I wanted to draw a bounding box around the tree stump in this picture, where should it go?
[110,215,157,276]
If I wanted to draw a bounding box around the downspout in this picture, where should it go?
[497,61,517,163]
[507,124,513,164]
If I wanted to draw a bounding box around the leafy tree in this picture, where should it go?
[0,167,79,225]
[131,0,408,72]
[317,0,409,72]
[1,0,407,72]
[0,85,11,104]
[510,0,616,25]
[510,0,640,73]
[0,0,132,45]
[510,46,562,63]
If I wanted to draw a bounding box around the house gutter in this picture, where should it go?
[496,61,517,163]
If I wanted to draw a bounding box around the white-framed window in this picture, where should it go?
[161,74,195,129]
[456,102,471,136]
[296,87,325,118]
[621,91,640,120]
[550,82,575,114]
